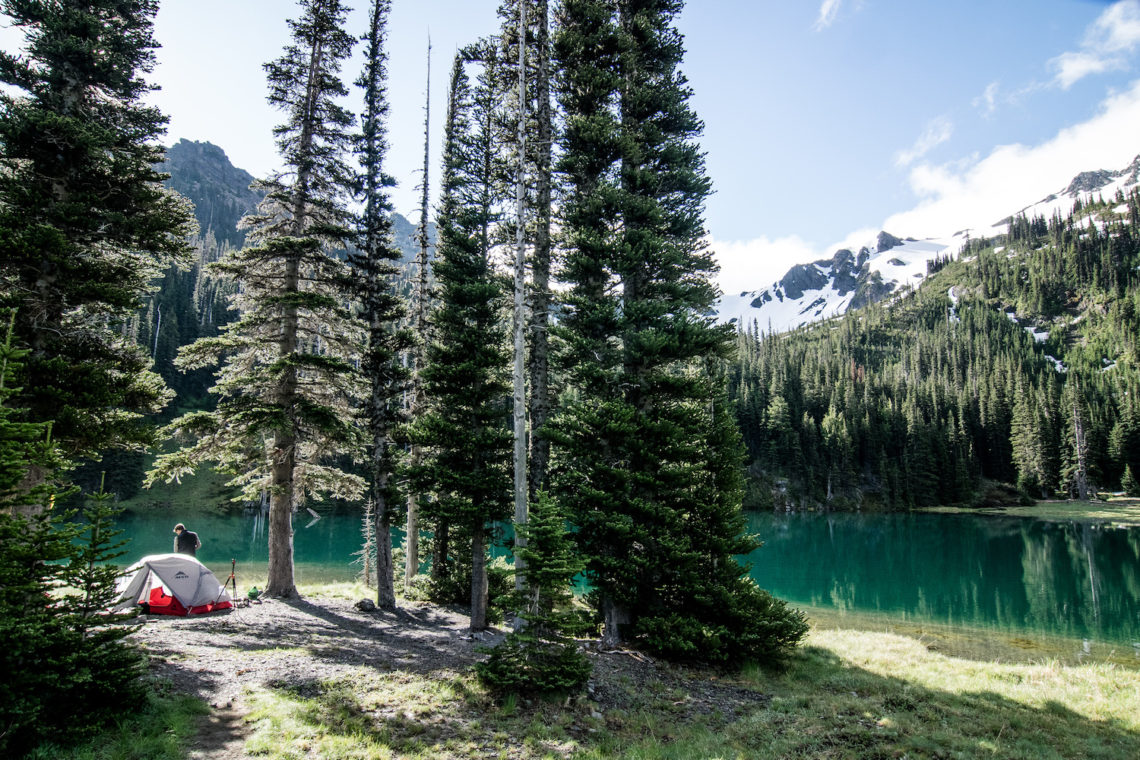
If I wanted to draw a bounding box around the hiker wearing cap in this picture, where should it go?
[173,523,202,556]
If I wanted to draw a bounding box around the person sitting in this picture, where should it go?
[173,523,202,556]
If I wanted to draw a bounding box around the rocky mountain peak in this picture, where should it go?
[1124,154,1140,185]
[1064,169,1115,197]
[877,231,904,253]
[160,139,262,248]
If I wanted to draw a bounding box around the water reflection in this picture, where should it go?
[745,512,1140,645]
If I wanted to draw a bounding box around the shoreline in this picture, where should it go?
[918,496,1140,527]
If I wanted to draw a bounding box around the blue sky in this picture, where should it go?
[4,1,1140,290]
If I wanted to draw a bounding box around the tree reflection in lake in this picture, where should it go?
[745,511,1140,645]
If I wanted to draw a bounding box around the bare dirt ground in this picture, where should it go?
[130,596,768,759]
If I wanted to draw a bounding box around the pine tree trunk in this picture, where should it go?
[470,520,488,631]
[601,595,629,648]
[512,0,530,594]
[527,0,553,501]
[267,249,301,598]
[406,42,432,590]
[431,517,451,585]
[1073,400,1089,501]
[267,436,298,597]
[374,479,396,610]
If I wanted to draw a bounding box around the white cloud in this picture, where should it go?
[813,0,843,31]
[711,235,824,294]
[973,81,1000,117]
[885,77,1140,238]
[1050,0,1140,88]
[715,77,1140,292]
[895,117,954,168]
[1097,0,1140,53]
[1053,50,1117,89]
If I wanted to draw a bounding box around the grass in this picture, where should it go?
[721,630,1140,760]
[26,685,206,760]
[226,595,1140,760]
[36,581,1138,758]
[921,496,1140,527]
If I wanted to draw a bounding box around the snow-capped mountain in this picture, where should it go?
[718,154,1140,333]
[1002,153,1140,229]
[718,232,966,333]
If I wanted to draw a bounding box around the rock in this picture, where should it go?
[876,231,904,253]
[354,598,377,612]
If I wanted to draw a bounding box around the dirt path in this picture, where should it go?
[131,596,768,759]
[132,597,498,759]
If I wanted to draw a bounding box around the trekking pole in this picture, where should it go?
[216,558,237,604]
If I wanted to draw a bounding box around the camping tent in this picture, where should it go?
[114,554,233,616]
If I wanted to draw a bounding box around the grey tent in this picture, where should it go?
[113,554,233,616]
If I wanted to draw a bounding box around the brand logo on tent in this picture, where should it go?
[174,571,189,579]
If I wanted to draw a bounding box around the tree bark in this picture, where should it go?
[431,517,451,586]
[374,474,396,610]
[512,0,530,594]
[406,40,432,590]
[601,595,629,648]
[267,246,301,599]
[470,521,488,631]
[527,0,553,501]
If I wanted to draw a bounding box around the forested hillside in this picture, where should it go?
[79,140,427,498]
[730,188,1140,509]
[137,140,426,412]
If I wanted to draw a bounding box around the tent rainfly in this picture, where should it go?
[114,553,233,616]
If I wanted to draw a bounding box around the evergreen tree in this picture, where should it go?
[553,0,807,663]
[0,314,142,754]
[476,493,591,695]
[0,0,196,461]
[1061,379,1092,500]
[149,0,364,598]
[487,0,560,585]
[409,56,512,632]
[0,310,71,754]
[351,0,412,611]
[1122,463,1139,496]
[405,40,434,591]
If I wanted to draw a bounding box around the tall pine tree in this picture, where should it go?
[351,0,412,611]
[0,0,196,462]
[552,0,806,663]
[149,0,364,598]
[409,56,512,632]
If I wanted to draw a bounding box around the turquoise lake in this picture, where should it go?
[114,509,1140,649]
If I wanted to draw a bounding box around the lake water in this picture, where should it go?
[114,509,1140,649]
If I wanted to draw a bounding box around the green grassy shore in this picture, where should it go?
[920,497,1140,527]
[39,583,1140,760]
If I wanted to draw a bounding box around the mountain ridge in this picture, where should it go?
[718,153,1140,334]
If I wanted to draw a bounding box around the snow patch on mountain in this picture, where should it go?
[719,233,966,333]
[718,153,1140,333]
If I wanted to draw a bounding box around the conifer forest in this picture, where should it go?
[731,194,1140,510]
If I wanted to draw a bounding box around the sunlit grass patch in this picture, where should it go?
[298,580,373,600]
[921,497,1140,527]
[246,679,392,760]
[730,629,1140,759]
[244,669,507,759]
